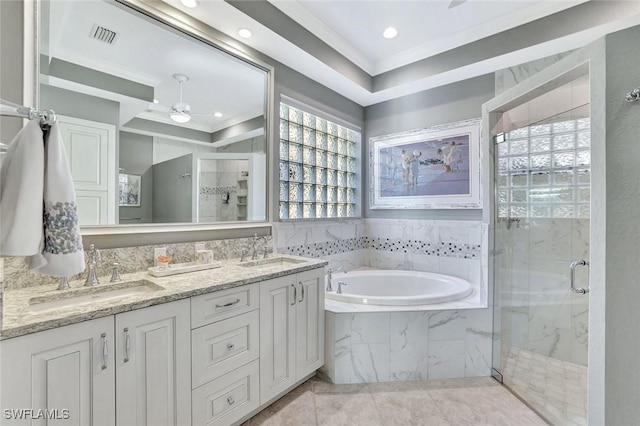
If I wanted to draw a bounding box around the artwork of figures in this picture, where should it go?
[370,119,481,209]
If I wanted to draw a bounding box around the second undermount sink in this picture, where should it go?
[239,257,307,269]
[29,280,164,313]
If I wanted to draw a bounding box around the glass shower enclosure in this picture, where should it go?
[491,73,591,426]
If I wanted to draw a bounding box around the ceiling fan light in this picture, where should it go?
[170,111,191,123]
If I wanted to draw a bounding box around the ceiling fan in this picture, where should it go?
[148,73,219,124]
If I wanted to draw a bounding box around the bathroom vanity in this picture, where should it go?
[0,255,326,426]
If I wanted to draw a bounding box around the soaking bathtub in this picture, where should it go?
[325,269,473,306]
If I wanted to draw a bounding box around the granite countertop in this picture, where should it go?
[1,254,327,340]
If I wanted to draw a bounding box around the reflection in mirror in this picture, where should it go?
[39,0,268,226]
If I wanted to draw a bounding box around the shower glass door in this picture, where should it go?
[492,76,590,426]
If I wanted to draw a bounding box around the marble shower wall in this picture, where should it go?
[2,236,259,290]
[495,51,575,95]
[322,308,493,384]
[496,218,589,367]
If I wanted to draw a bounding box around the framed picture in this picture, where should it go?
[370,118,482,209]
[118,173,141,207]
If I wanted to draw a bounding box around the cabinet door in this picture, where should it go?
[295,269,325,379]
[259,275,297,403]
[115,299,191,426]
[0,317,115,426]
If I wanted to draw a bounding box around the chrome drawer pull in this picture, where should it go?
[227,343,235,352]
[101,333,108,370]
[215,299,240,308]
[124,328,131,363]
[299,281,305,302]
[227,396,235,405]
[291,284,297,306]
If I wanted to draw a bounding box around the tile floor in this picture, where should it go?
[246,376,547,426]
[501,347,587,426]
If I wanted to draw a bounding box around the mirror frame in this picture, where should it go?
[28,0,275,247]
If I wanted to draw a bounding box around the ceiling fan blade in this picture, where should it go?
[448,0,466,9]
[146,102,171,113]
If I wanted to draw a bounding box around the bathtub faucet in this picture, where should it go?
[326,266,347,292]
[336,281,347,294]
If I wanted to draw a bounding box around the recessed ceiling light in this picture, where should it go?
[383,27,398,39]
[180,0,198,8]
[237,28,252,39]
[214,112,223,118]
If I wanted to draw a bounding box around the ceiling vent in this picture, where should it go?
[89,24,119,45]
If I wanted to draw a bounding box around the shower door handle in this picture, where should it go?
[570,260,589,294]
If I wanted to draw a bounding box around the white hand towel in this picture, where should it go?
[34,121,85,276]
[0,120,45,257]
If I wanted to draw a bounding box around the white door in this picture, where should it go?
[295,269,325,378]
[259,275,297,403]
[0,317,116,426]
[58,115,116,225]
[115,299,191,426]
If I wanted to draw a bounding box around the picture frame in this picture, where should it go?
[369,118,482,209]
[118,173,141,207]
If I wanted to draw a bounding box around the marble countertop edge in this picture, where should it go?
[1,255,327,340]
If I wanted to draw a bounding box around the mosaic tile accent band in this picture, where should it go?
[280,237,480,259]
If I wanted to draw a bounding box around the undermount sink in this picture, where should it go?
[239,257,307,269]
[29,280,164,313]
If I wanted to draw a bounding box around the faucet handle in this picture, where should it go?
[58,277,70,291]
[110,263,121,283]
[336,281,348,294]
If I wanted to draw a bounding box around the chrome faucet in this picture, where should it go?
[336,281,348,294]
[326,266,347,292]
[251,233,268,260]
[84,244,101,287]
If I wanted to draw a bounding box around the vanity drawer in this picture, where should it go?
[192,359,259,426]
[191,284,259,328]
[192,310,259,388]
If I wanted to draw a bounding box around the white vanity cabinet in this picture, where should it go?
[259,268,325,403]
[0,299,190,426]
[0,316,116,426]
[115,299,191,426]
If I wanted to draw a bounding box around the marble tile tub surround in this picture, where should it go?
[2,236,270,291]
[322,308,493,384]
[276,219,489,307]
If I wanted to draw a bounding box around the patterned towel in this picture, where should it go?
[35,121,85,276]
[0,120,84,276]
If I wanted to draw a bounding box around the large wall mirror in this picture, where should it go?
[37,0,269,228]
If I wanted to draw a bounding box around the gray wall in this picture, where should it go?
[0,0,24,144]
[119,131,153,224]
[40,85,119,127]
[152,154,192,223]
[604,25,640,426]
[364,74,495,220]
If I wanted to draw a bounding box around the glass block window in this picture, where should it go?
[279,102,359,219]
[496,118,590,219]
